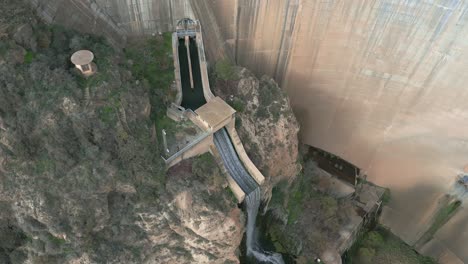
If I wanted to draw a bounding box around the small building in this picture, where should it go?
[71,50,97,76]
[194,97,236,132]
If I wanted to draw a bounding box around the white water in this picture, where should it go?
[245,188,285,264]
[213,129,284,263]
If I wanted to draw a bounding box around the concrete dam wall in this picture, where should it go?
[205,2,468,262]
[29,0,468,262]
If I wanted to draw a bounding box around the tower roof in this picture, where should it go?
[71,50,94,65]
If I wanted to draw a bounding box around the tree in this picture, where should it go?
[215,59,236,80]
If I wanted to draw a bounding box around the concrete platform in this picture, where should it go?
[195,96,236,132]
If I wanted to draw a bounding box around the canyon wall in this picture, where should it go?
[27,0,468,262]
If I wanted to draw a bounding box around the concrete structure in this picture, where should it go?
[28,0,126,48]
[164,20,265,201]
[166,103,185,122]
[171,33,183,106]
[164,132,213,168]
[163,97,265,199]
[194,97,235,132]
[210,145,246,202]
[184,36,194,89]
[337,183,385,254]
[70,50,96,76]
[225,120,265,186]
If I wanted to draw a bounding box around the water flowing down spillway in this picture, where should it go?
[214,129,284,263]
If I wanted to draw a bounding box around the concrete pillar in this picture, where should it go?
[185,36,194,89]
[162,129,169,154]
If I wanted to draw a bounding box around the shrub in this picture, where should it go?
[362,231,384,249]
[192,153,218,178]
[269,102,281,121]
[46,233,66,246]
[319,196,338,218]
[24,51,35,64]
[270,180,288,208]
[215,59,236,80]
[0,41,10,56]
[255,106,269,119]
[98,105,116,124]
[357,247,375,264]
[381,188,391,205]
[230,98,245,112]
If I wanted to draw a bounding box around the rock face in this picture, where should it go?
[13,24,37,52]
[0,6,242,262]
[212,66,300,193]
[149,158,243,264]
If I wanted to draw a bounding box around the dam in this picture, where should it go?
[27,0,468,262]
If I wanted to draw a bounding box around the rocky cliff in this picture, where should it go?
[0,3,242,262]
[211,63,300,196]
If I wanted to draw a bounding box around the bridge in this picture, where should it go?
[163,18,264,202]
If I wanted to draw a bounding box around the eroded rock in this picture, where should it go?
[213,67,300,195]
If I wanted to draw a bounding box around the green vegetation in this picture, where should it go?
[192,153,219,178]
[285,174,339,225]
[264,160,344,259]
[224,186,238,204]
[429,199,461,234]
[35,156,55,175]
[255,79,287,122]
[287,173,310,224]
[0,5,183,262]
[124,34,174,121]
[269,180,288,208]
[229,98,245,112]
[0,41,9,56]
[24,51,36,64]
[72,33,117,89]
[346,226,437,264]
[192,153,237,211]
[284,160,336,225]
[417,199,461,245]
[215,59,237,80]
[97,105,116,124]
[381,188,391,205]
[124,34,176,155]
[46,233,67,247]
